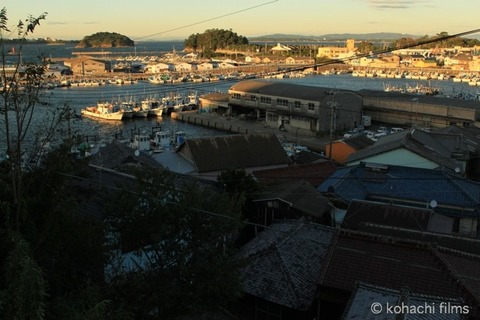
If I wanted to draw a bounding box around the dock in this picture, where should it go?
[171,111,331,153]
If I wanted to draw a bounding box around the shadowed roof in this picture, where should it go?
[177,133,291,173]
[238,220,336,310]
[253,180,331,217]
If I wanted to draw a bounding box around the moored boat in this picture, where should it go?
[81,102,124,121]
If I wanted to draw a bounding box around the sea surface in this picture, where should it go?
[2,42,480,156]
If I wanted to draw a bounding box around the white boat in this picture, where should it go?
[118,101,134,118]
[81,102,124,121]
[141,98,164,117]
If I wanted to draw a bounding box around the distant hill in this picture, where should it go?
[249,33,422,42]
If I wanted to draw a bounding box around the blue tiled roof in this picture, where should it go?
[318,163,480,217]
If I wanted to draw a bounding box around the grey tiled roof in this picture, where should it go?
[237,220,336,310]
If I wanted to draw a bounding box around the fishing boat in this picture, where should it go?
[141,97,165,117]
[81,102,124,121]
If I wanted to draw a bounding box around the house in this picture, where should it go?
[318,162,480,237]
[89,140,163,172]
[325,135,374,163]
[342,282,465,320]
[236,220,337,320]
[253,161,337,188]
[270,43,292,54]
[341,199,453,234]
[252,180,333,227]
[345,128,469,175]
[435,125,480,180]
[236,220,480,319]
[284,56,315,65]
[155,133,291,180]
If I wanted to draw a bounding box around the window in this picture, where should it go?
[232,93,241,100]
[308,102,315,110]
[294,101,301,109]
[276,98,289,107]
[260,96,271,104]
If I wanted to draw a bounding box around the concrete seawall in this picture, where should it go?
[172,111,251,134]
[171,111,331,153]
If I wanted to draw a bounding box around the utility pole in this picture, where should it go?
[328,96,338,160]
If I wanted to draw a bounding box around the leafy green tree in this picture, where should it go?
[104,167,244,319]
[184,28,248,55]
[78,32,134,48]
[356,40,375,54]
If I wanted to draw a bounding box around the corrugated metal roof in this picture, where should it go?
[229,79,357,101]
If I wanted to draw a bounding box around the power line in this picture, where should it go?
[134,0,279,41]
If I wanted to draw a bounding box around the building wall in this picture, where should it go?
[362,97,478,128]
[325,141,356,163]
[229,90,363,134]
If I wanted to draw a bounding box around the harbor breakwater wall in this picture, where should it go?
[171,111,252,135]
[171,111,328,153]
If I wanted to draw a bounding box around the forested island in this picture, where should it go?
[76,32,134,48]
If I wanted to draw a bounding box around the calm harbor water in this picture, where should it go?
[3,42,480,155]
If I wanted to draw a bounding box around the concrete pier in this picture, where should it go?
[171,111,331,153]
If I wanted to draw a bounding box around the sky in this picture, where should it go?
[0,0,479,41]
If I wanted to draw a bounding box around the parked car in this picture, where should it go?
[343,130,358,139]
[377,126,389,134]
[371,132,387,141]
[362,130,375,139]
[390,127,404,133]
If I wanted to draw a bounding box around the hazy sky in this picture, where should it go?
[1,0,478,41]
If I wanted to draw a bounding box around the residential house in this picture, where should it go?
[342,282,464,320]
[236,220,480,319]
[89,140,163,172]
[318,162,480,237]
[325,135,374,163]
[341,199,453,234]
[154,133,291,180]
[319,230,480,319]
[399,54,426,67]
[236,220,337,320]
[345,128,469,175]
[444,53,472,71]
[252,180,333,227]
[284,56,315,65]
[253,161,337,188]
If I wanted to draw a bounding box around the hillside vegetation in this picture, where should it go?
[77,32,134,48]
